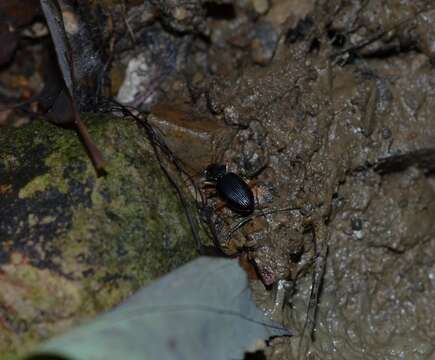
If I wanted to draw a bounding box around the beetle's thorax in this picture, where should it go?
[205,163,227,182]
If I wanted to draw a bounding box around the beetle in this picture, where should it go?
[204,164,255,215]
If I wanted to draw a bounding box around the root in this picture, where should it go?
[297,223,329,360]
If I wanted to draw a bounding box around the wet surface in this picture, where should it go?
[1,0,435,358]
[130,0,435,358]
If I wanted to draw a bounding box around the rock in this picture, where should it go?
[251,22,279,65]
[149,0,205,33]
[252,0,269,15]
[115,24,188,111]
[0,116,199,358]
[328,0,434,58]
[148,103,235,173]
[0,0,41,66]
[265,0,315,29]
[417,9,435,62]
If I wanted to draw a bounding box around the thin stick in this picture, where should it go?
[297,224,328,360]
[72,99,107,175]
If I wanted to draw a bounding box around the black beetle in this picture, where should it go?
[204,164,255,215]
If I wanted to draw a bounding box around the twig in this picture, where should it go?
[74,114,107,175]
[297,224,328,360]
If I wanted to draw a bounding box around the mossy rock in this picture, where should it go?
[0,116,199,358]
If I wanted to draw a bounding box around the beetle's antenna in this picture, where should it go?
[224,217,253,242]
[103,99,205,251]
[225,206,302,241]
[255,206,302,218]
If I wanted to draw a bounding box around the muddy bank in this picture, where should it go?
[0,0,434,359]
[208,41,435,360]
[139,0,435,358]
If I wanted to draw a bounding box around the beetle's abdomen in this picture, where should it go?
[216,173,255,214]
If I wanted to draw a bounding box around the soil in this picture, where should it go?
[141,1,435,358]
[1,0,434,359]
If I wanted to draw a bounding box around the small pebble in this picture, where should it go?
[351,217,363,231]
[251,22,278,65]
[252,0,269,15]
[382,127,392,139]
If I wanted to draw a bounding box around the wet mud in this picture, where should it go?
[128,0,435,358]
[1,0,434,358]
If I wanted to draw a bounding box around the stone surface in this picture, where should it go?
[0,116,199,359]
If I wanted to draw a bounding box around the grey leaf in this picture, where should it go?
[26,257,290,360]
[40,0,73,96]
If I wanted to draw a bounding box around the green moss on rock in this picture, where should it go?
[0,116,201,357]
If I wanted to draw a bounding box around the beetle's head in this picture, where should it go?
[204,164,227,181]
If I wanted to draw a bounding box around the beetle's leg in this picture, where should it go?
[202,181,216,192]
[248,179,261,209]
[245,179,268,216]
[225,217,253,241]
[201,182,218,199]
[254,206,302,217]
[220,217,253,254]
[206,191,218,199]
[202,180,217,187]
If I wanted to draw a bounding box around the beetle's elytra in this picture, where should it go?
[205,164,255,215]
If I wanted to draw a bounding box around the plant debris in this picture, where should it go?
[0,0,434,359]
